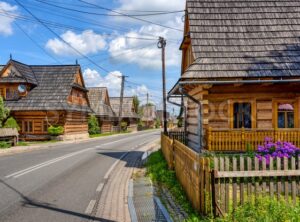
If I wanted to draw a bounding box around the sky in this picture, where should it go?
[0,0,185,114]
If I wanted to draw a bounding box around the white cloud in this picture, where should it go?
[114,0,185,24]
[108,16,183,69]
[46,30,106,56]
[0,1,18,36]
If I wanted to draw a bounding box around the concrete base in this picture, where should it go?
[60,133,90,141]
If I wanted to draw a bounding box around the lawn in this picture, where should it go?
[89,131,130,138]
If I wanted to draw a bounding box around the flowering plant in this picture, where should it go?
[255,137,300,164]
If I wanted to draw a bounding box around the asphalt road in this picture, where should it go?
[0,130,160,222]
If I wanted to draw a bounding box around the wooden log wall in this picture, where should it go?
[64,111,88,134]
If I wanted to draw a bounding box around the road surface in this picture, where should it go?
[0,130,159,222]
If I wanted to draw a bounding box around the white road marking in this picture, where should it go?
[5,148,94,179]
[104,152,127,180]
[5,132,158,179]
[85,200,96,214]
[96,183,104,192]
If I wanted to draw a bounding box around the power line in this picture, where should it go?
[33,0,184,17]
[0,10,159,41]
[14,0,111,74]
[13,22,62,64]
[78,0,183,32]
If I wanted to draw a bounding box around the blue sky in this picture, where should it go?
[0,0,185,113]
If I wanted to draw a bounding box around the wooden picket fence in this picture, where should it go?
[161,133,300,217]
[211,156,300,216]
[161,133,212,215]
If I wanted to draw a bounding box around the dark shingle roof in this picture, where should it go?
[0,60,38,84]
[110,97,139,119]
[87,87,115,117]
[3,61,91,112]
[183,0,300,79]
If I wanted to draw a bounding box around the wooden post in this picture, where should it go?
[207,127,212,151]
[241,127,245,151]
[211,170,217,217]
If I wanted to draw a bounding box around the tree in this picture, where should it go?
[133,95,140,112]
[88,115,101,135]
[3,117,20,130]
[0,96,9,128]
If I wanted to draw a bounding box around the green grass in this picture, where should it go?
[89,131,130,138]
[146,150,202,221]
[17,140,59,146]
[0,141,11,149]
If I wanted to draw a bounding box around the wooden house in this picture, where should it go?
[110,97,140,131]
[168,0,300,152]
[87,87,115,133]
[0,59,91,141]
[141,105,157,128]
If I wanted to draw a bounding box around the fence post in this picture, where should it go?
[211,170,217,217]
[241,127,245,151]
[207,127,212,151]
[170,138,175,170]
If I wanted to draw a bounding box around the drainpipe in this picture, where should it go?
[178,87,203,152]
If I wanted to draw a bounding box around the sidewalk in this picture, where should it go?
[92,140,160,222]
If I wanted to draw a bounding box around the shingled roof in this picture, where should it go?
[2,60,91,112]
[183,0,300,79]
[0,60,38,85]
[110,97,139,119]
[87,87,115,117]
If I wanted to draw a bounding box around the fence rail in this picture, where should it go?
[167,130,187,145]
[207,128,300,151]
[212,156,300,216]
[161,133,300,217]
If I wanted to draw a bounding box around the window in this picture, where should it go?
[23,121,33,133]
[233,103,252,128]
[277,103,294,128]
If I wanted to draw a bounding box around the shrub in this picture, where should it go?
[120,121,127,132]
[0,96,9,127]
[88,115,100,135]
[3,117,20,130]
[0,141,10,149]
[177,117,183,128]
[155,118,161,129]
[47,125,64,136]
[256,137,300,164]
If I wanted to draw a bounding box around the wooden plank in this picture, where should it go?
[291,157,296,204]
[247,157,252,201]
[262,158,267,196]
[213,158,219,216]
[240,156,245,204]
[277,157,282,200]
[232,157,237,209]
[284,158,289,202]
[254,158,260,199]
[225,157,229,213]
[214,170,300,178]
[269,157,274,198]
[219,157,225,214]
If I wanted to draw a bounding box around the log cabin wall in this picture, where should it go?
[64,111,88,134]
[68,88,88,106]
[101,120,112,133]
[186,82,300,150]
[12,111,65,140]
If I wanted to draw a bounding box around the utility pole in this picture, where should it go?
[118,75,126,132]
[146,92,149,127]
[157,37,167,134]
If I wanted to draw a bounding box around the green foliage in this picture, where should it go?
[133,95,140,113]
[0,141,11,149]
[120,121,128,132]
[47,125,64,136]
[155,118,161,128]
[3,117,20,130]
[177,117,183,128]
[221,197,300,222]
[0,96,10,128]
[146,150,201,221]
[88,115,101,135]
